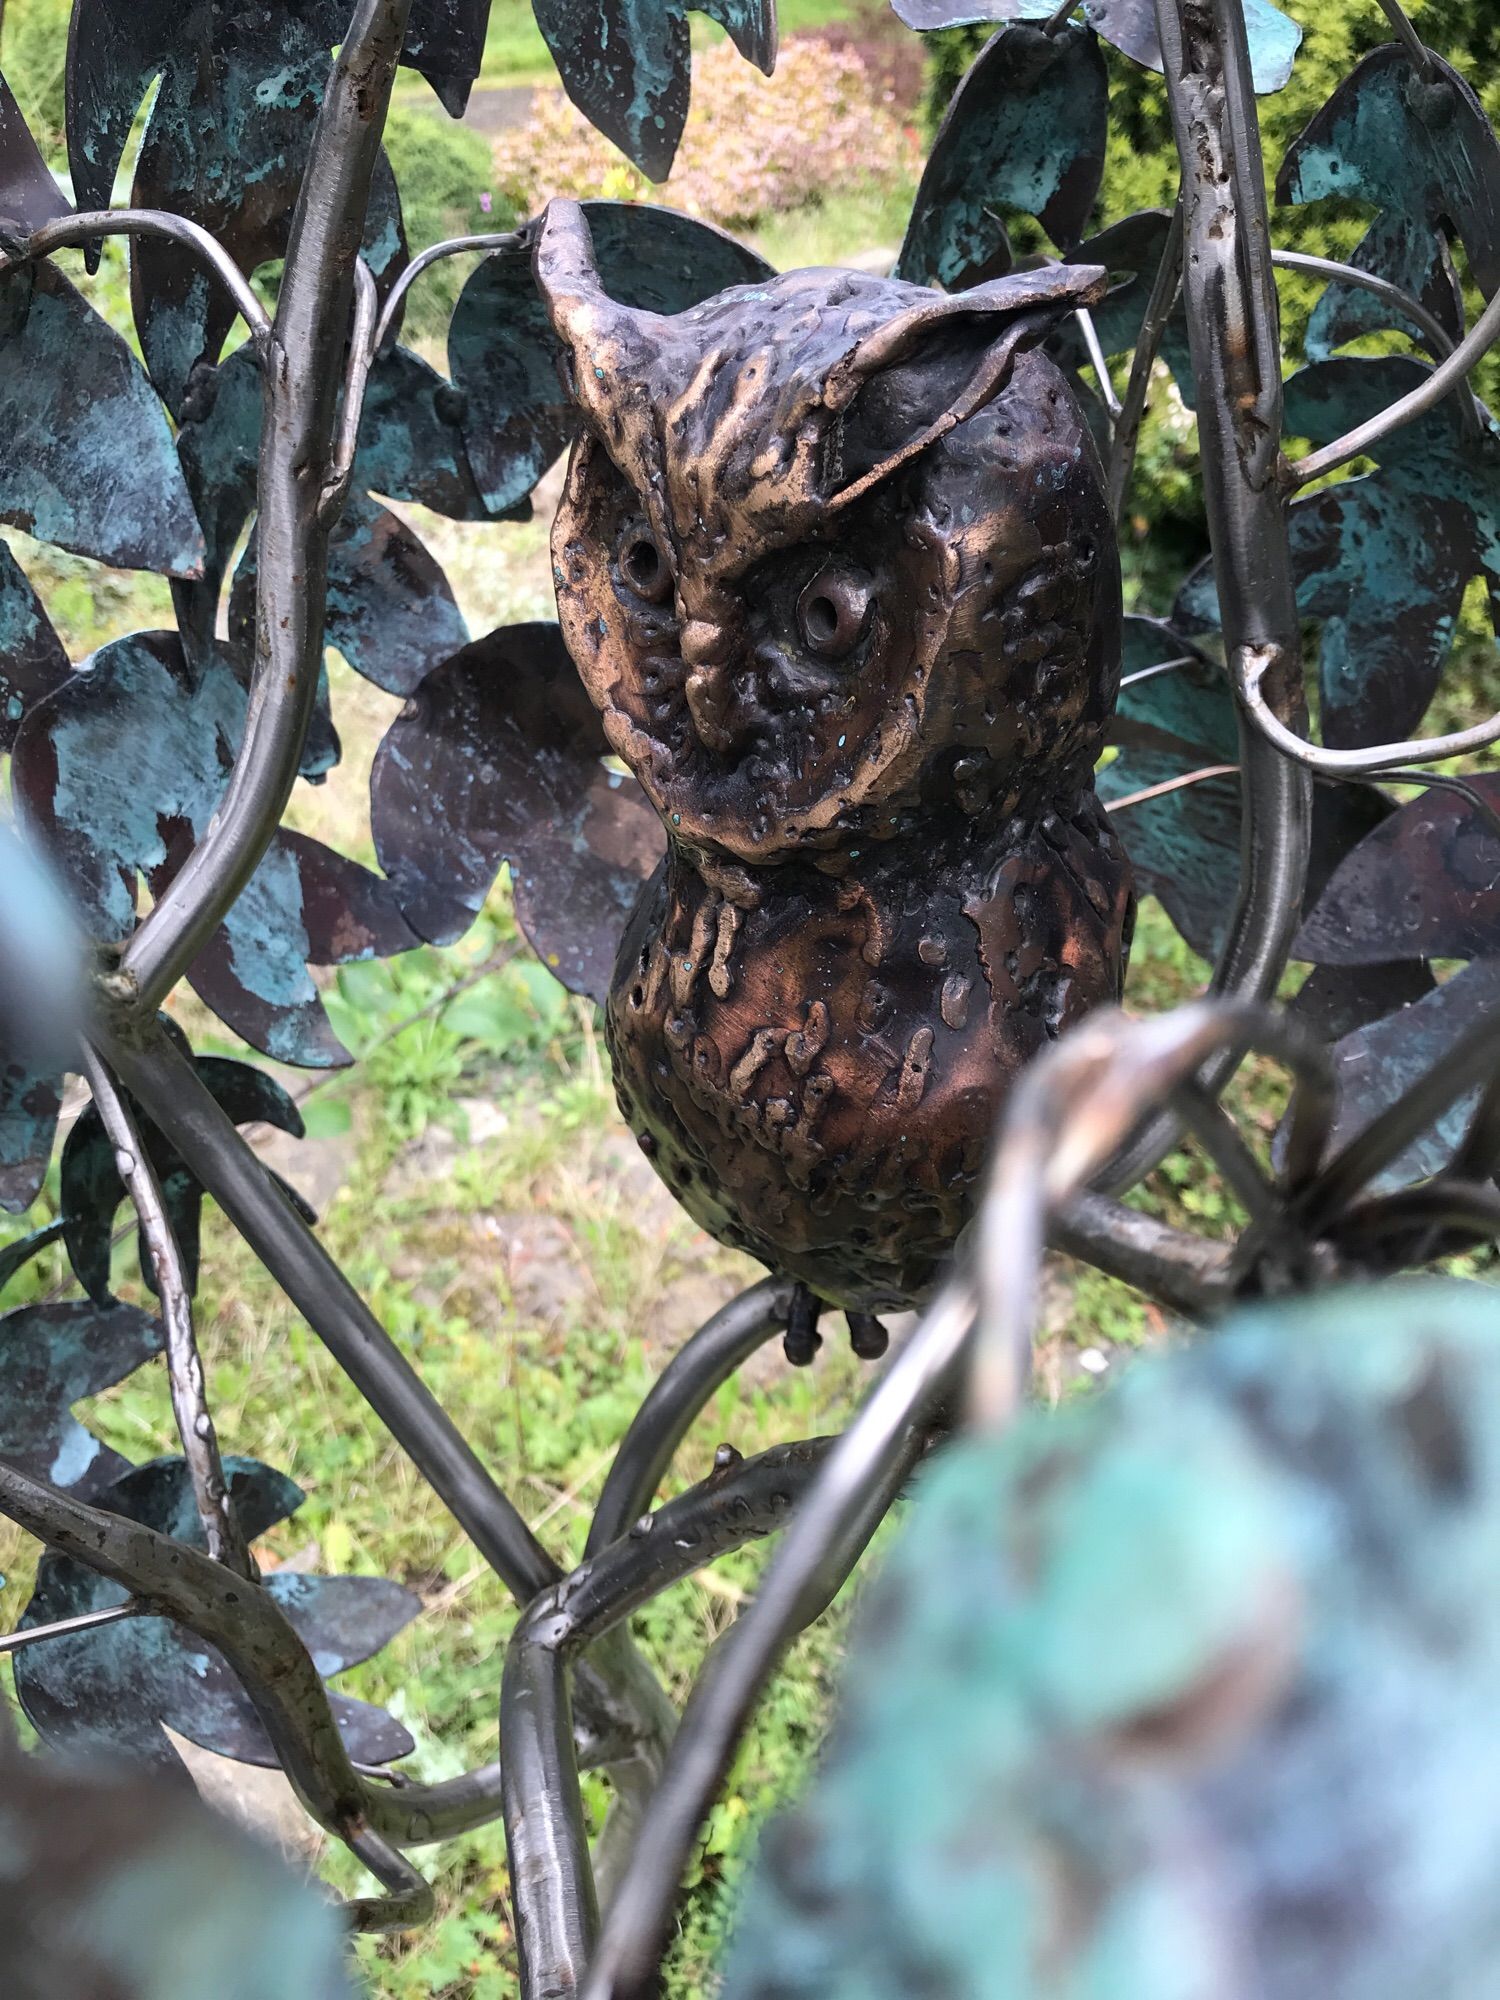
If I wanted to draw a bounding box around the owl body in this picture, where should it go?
[535,203,1133,1312]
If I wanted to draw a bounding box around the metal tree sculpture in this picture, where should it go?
[3,0,1500,1993]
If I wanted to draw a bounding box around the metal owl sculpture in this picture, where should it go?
[534,201,1134,1320]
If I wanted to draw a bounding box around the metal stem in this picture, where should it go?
[0,1601,142,1655]
[1076,306,1121,422]
[1287,281,1500,489]
[1050,1190,1233,1315]
[119,0,415,1015]
[577,1288,967,2000]
[321,256,380,525]
[373,229,524,351]
[1105,0,1313,1196]
[586,1278,794,1558]
[1234,640,1500,771]
[1373,0,1435,75]
[4,210,272,350]
[79,1047,251,1574]
[1110,198,1184,522]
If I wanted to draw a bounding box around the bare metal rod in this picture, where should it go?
[321,255,380,524]
[585,1277,794,1558]
[346,1827,436,1933]
[1374,0,1436,74]
[1270,248,1476,424]
[373,228,524,352]
[119,0,415,1015]
[1110,197,1184,522]
[3,209,272,350]
[506,1441,835,2000]
[0,1600,142,1655]
[1051,1189,1234,1316]
[1234,641,1500,772]
[1287,281,1500,488]
[79,1047,250,1575]
[578,1284,968,2000]
[1076,306,1121,422]
[1104,0,1314,1197]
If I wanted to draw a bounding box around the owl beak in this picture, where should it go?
[681,618,739,754]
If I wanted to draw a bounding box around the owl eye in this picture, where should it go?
[798,565,872,660]
[618,528,673,605]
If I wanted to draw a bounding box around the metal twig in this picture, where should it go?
[1,209,272,352]
[1104,763,1240,813]
[1373,0,1436,76]
[79,1047,251,1575]
[319,256,381,527]
[1076,306,1121,423]
[1234,641,1500,772]
[0,1601,143,1656]
[119,0,417,1016]
[373,229,524,353]
[1110,197,1184,522]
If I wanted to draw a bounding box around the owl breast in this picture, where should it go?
[606,797,1132,1312]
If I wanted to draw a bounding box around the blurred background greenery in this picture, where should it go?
[1,0,1498,1991]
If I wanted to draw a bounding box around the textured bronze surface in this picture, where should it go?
[536,200,1133,1311]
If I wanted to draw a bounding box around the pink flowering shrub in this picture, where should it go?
[497,37,922,228]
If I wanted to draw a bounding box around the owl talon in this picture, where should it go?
[846,1311,889,1361]
[784,1284,823,1367]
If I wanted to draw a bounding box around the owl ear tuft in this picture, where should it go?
[824,263,1109,512]
[533,198,650,401]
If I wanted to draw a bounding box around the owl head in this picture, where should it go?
[536,199,1120,868]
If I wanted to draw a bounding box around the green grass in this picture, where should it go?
[478,0,864,88]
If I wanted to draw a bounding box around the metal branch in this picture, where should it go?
[1104,763,1239,812]
[118,0,416,1015]
[320,255,380,525]
[99,1015,559,1601]
[373,229,524,352]
[586,1278,794,1558]
[1110,197,1184,521]
[1373,0,1436,75]
[79,1047,250,1575]
[1051,1190,1234,1316]
[0,1601,142,1655]
[578,1291,964,2000]
[1234,642,1500,771]
[1077,307,1121,422]
[346,1827,436,1933]
[1287,281,1500,488]
[1103,0,1313,1196]
[2,209,272,350]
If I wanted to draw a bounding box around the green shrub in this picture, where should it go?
[382,103,522,339]
[3,0,70,166]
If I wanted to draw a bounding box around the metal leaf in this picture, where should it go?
[2,1755,356,2000]
[0,1061,61,1216]
[59,1050,309,1305]
[0,1299,162,1497]
[448,201,774,516]
[13,631,417,1066]
[16,1454,419,1771]
[229,493,470,699]
[357,344,494,521]
[891,0,1301,92]
[0,541,69,753]
[371,621,664,1002]
[896,23,1108,291]
[0,262,203,575]
[1298,774,1500,966]
[531,0,774,181]
[1279,45,1500,361]
[0,71,70,235]
[1322,957,1500,1191]
[1096,617,1240,959]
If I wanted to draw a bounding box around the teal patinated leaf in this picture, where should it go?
[3,1755,357,1999]
[229,494,470,700]
[531,0,775,181]
[448,201,774,515]
[896,22,1108,291]
[370,622,664,1002]
[0,263,203,576]
[12,632,418,1066]
[0,541,69,753]
[891,0,1301,93]
[1095,617,1240,960]
[0,1062,60,1216]
[0,69,70,234]
[16,1454,420,1772]
[1279,45,1500,358]
[0,1299,162,1498]
[723,1279,1500,1999]
[60,1052,310,1305]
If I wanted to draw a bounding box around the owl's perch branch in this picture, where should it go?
[118,0,415,1015]
[1090,0,1312,1209]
